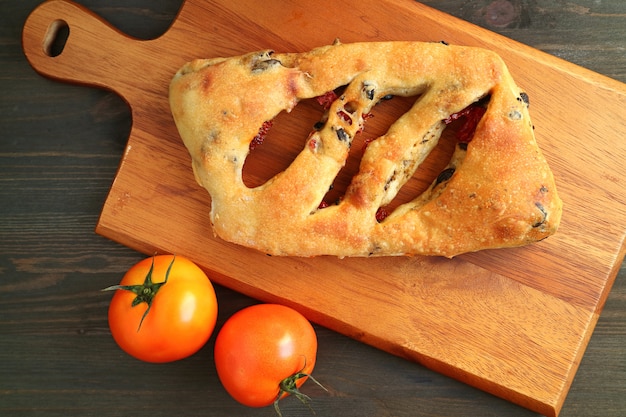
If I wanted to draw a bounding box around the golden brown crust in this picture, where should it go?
[169,41,562,257]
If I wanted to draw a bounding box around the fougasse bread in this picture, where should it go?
[169,40,563,258]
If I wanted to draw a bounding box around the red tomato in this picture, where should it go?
[214,304,323,414]
[105,255,218,363]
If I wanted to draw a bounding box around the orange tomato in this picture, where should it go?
[105,255,218,363]
[214,304,323,414]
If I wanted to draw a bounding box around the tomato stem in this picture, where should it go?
[102,255,175,332]
[273,364,327,417]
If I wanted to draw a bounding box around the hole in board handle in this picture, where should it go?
[43,20,69,57]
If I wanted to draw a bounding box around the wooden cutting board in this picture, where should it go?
[23,1,626,416]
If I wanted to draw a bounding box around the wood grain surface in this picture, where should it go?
[3,1,626,417]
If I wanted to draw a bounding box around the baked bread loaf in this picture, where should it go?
[169,41,562,257]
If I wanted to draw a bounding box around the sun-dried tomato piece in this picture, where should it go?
[456,106,486,143]
[375,207,390,223]
[337,110,352,125]
[318,200,329,209]
[249,120,273,151]
[316,90,339,109]
[444,104,487,143]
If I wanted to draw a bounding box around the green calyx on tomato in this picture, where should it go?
[102,255,174,331]
[274,361,327,417]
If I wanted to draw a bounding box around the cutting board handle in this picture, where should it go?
[22,0,149,98]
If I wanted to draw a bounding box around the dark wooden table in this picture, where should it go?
[2,1,624,416]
